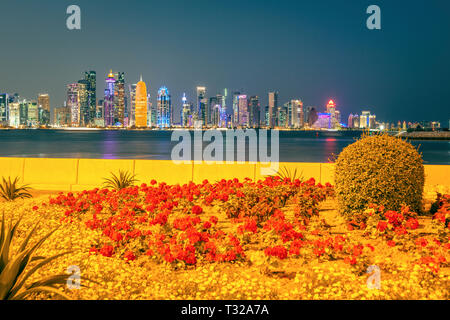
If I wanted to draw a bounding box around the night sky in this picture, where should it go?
[0,0,449,125]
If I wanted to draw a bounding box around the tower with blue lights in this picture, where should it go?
[157,86,172,128]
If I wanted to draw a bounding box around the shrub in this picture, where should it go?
[334,134,424,217]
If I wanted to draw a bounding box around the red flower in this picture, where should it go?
[387,240,396,247]
[32,206,39,211]
[191,205,203,215]
[415,238,428,248]
[100,244,114,257]
[406,218,419,230]
[377,221,388,232]
[124,251,136,261]
[264,246,288,260]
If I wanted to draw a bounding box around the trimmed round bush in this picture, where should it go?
[335,134,424,216]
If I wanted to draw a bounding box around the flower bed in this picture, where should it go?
[1,177,449,300]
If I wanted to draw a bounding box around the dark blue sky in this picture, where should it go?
[0,0,449,125]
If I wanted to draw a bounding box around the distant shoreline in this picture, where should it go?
[1,127,449,140]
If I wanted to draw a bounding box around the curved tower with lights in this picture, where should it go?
[135,76,148,128]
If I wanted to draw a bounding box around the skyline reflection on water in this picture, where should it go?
[0,129,448,165]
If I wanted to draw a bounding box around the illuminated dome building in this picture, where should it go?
[135,76,148,128]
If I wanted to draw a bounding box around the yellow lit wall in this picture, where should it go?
[0,157,448,192]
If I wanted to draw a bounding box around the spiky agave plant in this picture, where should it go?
[0,177,32,201]
[103,170,138,190]
[268,166,304,182]
[0,212,80,300]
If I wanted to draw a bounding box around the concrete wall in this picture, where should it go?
[0,157,448,191]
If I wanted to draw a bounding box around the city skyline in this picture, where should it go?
[0,0,449,126]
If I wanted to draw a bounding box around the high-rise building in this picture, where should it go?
[277,105,288,128]
[77,80,89,126]
[67,83,80,126]
[104,70,116,127]
[264,106,270,127]
[248,96,260,128]
[157,87,172,128]
[220,89,228,128]
[8,102,20,127]
[19,99,28,126]
[286,99,303,128]
[268,91,278,128]
[326,99,340,129]
[27,101,39,127]
[237,95,249,127]
[135,76,148,128]
[54,105,71,127]
[181,93,193,127]
[128,84,137,127]
[196,87,207,126]
[114,72,125,125]
[305,107,318,127]
[209,96,220,127]
[232,92,241,127]
[147,93,156,127]
[360,111,371,129]
[84,71,97,123]
[0,93,9,125]
[37,94,50,113]
[37,94,50,126]
[348,113,354,128]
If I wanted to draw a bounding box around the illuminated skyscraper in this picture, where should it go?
[135,76,148,128]
[114,72,125,125]
[268,91,278,128]
[181,93,193,127]
[196,87,207,126]
[104,70,116,127]
[221,89,228,127]
[77,80,89,126]
[348,113,354,128]
[27,101,39,127]
[238,95,249,127]
[38,94,50,113]
[8,102,20,127]
[248,96,260,128]
[209,96,220,127]
[360,111,371,129]
[84,71,97,123]
[67,83,80,126]
[326,99,339,129]
[0,94,8,125]
[37,94,50,126]
[157,86,172,128]
[54,104,71,127]
[287,99,303,128]
[128,83,137,127]
[232,92,240,127]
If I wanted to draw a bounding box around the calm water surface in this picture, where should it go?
[0,129,448,165]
